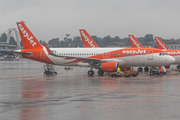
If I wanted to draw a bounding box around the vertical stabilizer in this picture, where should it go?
[79,29,99,48]
[128,35,143,48]
[17,22,43,49]
[155,37,169,50]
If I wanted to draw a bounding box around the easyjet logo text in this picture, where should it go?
[18,24,37,47]
[156,38,166,49]
[129,35,141,48]
[122,49,146,54]
[81,31,95,48]
[167,51,180,55]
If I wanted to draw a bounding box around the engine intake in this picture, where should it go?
[101,62,119,72]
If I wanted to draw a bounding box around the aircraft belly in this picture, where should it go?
[49,56,78,66]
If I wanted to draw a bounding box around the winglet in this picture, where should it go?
[155,37,169,50]
[128,35,143,48]
[43,43,53,54]
[79,29,99,48]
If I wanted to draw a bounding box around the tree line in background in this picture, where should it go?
[44,34,179,47]
[0,32,179,47]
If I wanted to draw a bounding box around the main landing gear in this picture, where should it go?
[138,67,149,72]
[98,69,104,76]
[138,67,143,72]
[88,69,104,76]
[144,67,149,72]
[88,70,94,76]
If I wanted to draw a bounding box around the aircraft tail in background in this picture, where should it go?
[79,29,99,48]
[128,35,143,48]
[155,37,169,50]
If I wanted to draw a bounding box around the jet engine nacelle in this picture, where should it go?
[101,62,119,72]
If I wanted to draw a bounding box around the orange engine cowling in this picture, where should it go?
[101,62,119,72]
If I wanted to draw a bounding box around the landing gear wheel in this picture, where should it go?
[138,67,143,72]
[88,70,94,76]
[98,69,104,76]
[177,65,180,69]
[144,67,149,72]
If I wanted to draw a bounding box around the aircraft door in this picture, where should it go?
[148,50,153,60]
[103,52,110,58]
[40,50,45,59]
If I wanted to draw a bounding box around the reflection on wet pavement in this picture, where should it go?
[0,59,180,120]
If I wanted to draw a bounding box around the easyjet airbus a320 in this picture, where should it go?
[10,22,175,76]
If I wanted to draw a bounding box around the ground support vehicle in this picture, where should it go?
[150,66,166,75]
[107,66,139,77]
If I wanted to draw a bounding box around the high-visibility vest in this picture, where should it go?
[160,67,162,72]
[117,67,121,73]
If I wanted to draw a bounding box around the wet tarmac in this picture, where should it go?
[0,59,180,120]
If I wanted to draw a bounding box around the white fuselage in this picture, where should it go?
[42,47,175,67]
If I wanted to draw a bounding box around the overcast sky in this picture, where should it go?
[1,0,180,42]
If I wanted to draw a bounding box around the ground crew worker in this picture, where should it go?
[117,67,121,73]
[160,66,163,75]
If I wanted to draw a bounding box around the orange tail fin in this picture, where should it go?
[17,22,43,49]
[155,37,169,50]
[79,29,99,48]
[128,35,143,48]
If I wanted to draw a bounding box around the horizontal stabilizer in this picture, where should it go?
[6,50,32,56]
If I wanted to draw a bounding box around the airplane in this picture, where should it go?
[155,37,180,69]
[10,22,175,76]
[79,29,99,48]
[80,31,168,73]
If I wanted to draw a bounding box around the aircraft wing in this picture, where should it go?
[43,43,114,63]
[49,53,115,62]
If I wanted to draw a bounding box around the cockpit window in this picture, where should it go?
[159,53,168,56]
